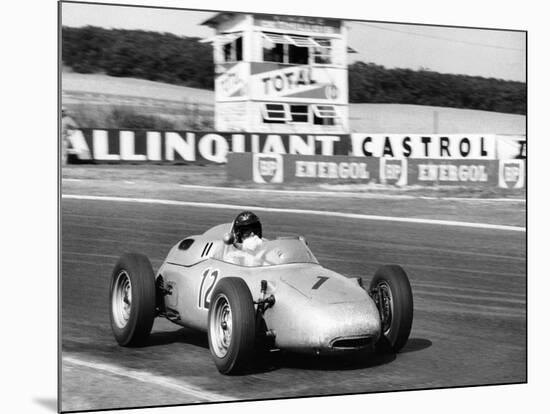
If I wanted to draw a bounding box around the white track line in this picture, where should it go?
[63,355,231,402]
[62,194,525,232]
[179,184,525,203]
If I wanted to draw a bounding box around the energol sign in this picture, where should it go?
[228,153,379,184]
[408,160,498,186]
[295,160,370,180]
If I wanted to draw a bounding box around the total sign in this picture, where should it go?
[215,63,248,100]
[249,63,347,103]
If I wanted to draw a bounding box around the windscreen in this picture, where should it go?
[260,239,319,266]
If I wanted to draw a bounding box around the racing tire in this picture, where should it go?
[109,253,156,347]
[370,265,413,353]
[208,277,256,375]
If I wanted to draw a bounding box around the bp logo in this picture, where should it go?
[253,153,284,184]
[499,160,525,189]
[380,158,407,186]
[324,84,339,100]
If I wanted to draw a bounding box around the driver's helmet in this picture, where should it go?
[232,211,262,244]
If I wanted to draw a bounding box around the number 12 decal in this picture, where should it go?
[198,268,219,309]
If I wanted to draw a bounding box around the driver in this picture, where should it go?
[225,211,265,266]
[233,211,263,250]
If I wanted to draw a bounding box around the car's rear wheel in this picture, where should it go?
[109,253,156,346]
[208,277,256,374]
[370,265,413,352]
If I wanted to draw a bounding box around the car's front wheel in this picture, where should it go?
[370,265,413,352]
[207,277,256,374]
[109,253,156,346]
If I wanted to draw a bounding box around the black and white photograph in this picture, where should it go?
[6,0,546,413]
[56,0,530,412]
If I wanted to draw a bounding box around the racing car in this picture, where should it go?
[109,217,414,375]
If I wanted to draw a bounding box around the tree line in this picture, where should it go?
[348,62,525,114]
[62,26,214,89]
[62,26,526,114]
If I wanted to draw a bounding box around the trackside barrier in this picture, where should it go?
[227,153,525,188]
[66,129,525,163]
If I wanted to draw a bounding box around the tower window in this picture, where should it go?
[262,103,290,123]
[220,33,242,62]
[313,104,338,125]
[290,105,309,123]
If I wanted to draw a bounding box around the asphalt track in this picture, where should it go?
[60,197,526,412]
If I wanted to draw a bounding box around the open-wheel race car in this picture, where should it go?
[109,214,414,375]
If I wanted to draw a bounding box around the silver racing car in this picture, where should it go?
[109,218,413,375]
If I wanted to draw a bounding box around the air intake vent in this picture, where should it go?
[178,239,194,250]
[330,336,374,349]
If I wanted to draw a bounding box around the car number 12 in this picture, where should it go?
[197,268,219,309]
